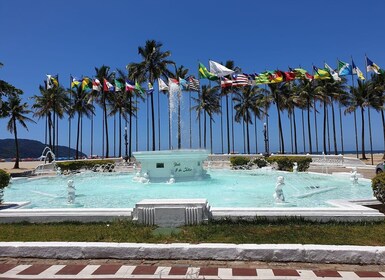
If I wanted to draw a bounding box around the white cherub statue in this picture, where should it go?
[67,179,76,204]
[273,176,285,203]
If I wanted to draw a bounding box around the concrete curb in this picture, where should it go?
[1,242,385,265]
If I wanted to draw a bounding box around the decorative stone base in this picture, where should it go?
[133,199,210,227]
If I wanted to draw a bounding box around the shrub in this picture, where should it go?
[230,156,250,167]
[253,157,268,168]
[0,169,11,204]
[57,160,115,171]
[267,156,312,172]
[372,172,385,204]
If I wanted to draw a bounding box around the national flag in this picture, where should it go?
[125,80,135,91]
[338,60,352,76]
[158,78,169,91]
[209,60,234,77]
[114,79,123,92]
[283,71,296,81]
[232,73,249,86]
[178,77,189,90]
[103,78,114,92]
[92,79,101,91]
[352,60,365,80]
[313,66,331,80]
[81,77,91,91]
[220,77,233,88]
[324,63,341,81]
[366,56,381,74]
[147,82,154,95]
[71,76,81,88]
[135,81,145,95]
[198,62,218,81]
[255,72,271,84]
[187,76,200,92]
[46,74,58,89]
[269,71,284,83]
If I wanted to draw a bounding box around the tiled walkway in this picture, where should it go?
[1,263,385,279]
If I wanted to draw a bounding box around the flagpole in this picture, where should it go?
[365,55,374,165]
[347,57,359,159]
[157,81,161,150]
[189,90,192,149]
[69,75,72,160]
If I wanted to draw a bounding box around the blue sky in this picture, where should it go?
[1,0,385,156]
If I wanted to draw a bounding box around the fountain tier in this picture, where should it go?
[133,149,210,182]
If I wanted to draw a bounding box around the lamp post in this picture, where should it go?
[124,126,128,163]
[263,122,269,156]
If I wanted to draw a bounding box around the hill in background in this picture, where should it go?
[0,139,86,159]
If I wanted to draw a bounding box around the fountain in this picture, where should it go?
[33,147,59,175]
[133,149,210,182]
[67,180,76,204]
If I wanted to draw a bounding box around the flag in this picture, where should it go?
[46,74,58,89]
[352,60,365,80]
[269,71,284,83]
[255,72,271,84]
[82,77,91,91]
[366,56,381,74]
[232,73,249,86]
[198,62,218,81]
[147,82,154,95]
[178,77,189,90]
[188,76,200,92]
[221,77,233,88]
[313,66,331,80]
[283,71,296,81]
[135,81,145,95]
[114,79,123,92]
[158,78,169,91]
[92,79,101,91]
[103,78,114,92]
[324,63,341,81]
[125,80,135,91]
[71,76,80,88]
[209,60,234,77]
[338,60,352,76]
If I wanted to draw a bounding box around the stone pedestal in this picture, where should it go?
[133,199,211,227]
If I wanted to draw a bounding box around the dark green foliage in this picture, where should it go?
[57,160,115,171]
[372,172,385,204]
[230,156,250,166]
[0,169,10,189]
[267,156,312,171]
[253,157,268,168]
[0,139,86,159]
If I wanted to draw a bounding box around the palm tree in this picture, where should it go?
[267,82,290,154]
[93,65,114,158]
[371,72,385,158]
[192,85,220,151]
[32,85,69,156]
[5,95,35,168]
[127,40,175,151]
[233,86,266,154]
[68,83,95,159]
[346,80,372,159]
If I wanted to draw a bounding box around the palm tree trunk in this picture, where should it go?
[382,109,385,159]
[307,97,312,154]
[368,107,374,165]
[231,93,235,153]
[290,113,293,154]
[361,106,367,159]
[331,101,338,155]
[178,91,181,149]
[326,106,331,154]
[204,112,207,149]
[198,110,201,148]
[293,110,298,154]
[323,101,327,154]
[353,110,359,158]
[314,101,319,153]
[76,113,81,159]
[118,112,122,157]
[48,113,53,162]
[150,91,156,151]
[226,94,230,154]
[13,117,20,169]
[103,97,109,158]
[168,93,171,149]
[339,104,344,155]
[220,95,223,153]
[301,109,306,153]
[254,115,258,154]
[246,120,250,154]
[242,121,245,154]
[276,102,284,154]
[210,117,213,153]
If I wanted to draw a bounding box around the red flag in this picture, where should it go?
[284,71,296,81]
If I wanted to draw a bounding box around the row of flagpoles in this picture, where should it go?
[46,56,382,95]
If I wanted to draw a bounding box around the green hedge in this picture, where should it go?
[57,160,115,171]
[372,172,385,204]
[0,169,10,204]
[230,156,250,166]
[253,157,268,168]
[267,156,312,172]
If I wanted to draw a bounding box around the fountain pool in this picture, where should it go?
[4,169,374,209]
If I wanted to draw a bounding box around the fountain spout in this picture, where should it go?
[67,180,76,204]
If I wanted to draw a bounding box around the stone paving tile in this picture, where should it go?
[55,264,87,275]
[313,269,342,277]
[17,264,51,275]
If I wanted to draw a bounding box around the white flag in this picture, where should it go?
[46,74,53,89]
[324,63,341,81]
[158,78,169,91]
[209,60,234,77]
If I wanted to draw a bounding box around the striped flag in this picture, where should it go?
[220,77,233,88]
[232,73,249,86]
[188,76,200,92]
